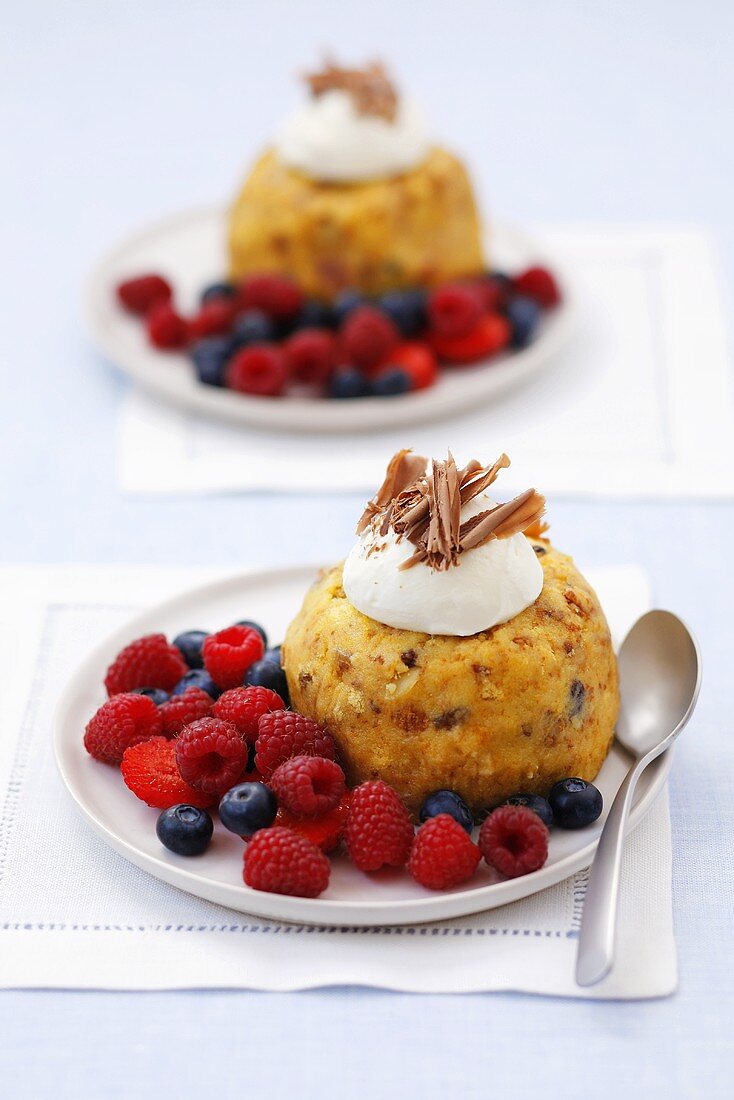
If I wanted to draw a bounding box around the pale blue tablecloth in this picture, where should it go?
[1,1,732,1096]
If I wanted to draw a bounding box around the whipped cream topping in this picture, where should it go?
[343,491,544,637]
[275,89,430,183]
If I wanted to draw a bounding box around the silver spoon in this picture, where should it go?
[575,610,701,987]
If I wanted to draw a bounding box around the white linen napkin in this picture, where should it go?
[117,225,733,499]
[0,563,676,997]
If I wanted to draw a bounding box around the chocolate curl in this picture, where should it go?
[458,489,546,552]
[459,453,511,507]
[423,455,462,570]
[304,60,399,121]
[356,449,427,534]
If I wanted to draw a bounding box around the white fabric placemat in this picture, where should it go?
[117,225,733,499]
[0,563,676,997]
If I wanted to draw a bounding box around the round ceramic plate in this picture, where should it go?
[54,565,671,927]
[85,207,577,433]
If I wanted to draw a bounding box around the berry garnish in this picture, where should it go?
[243,654,289,703]
[471,274,508,313]
[233,620,268,648]
[371,366,411,397]
[479,804,549,878]
[332,289,365,327]
[548,778,603,829]
[513,265,560,308]
[429,314,510,363]
[104,633,188,697]
[293,299,333,330]
[270,755,346,817]
[189,298,235,341]
[419,789,473,834]
[408,813,481,890]
[503,792,554,830]
[117,274,172,315]
[340,306,399,371]
[231,309,276,347]
[238,274,304,321]
[172,630,209,670]
[377,289,427,338]
[200,282,236,305]
[255,711,335,779]
[84,692,163,765]
[219,781,278,837]
[131,687,169,706]
[345,780,414,873]
[171,668,220,699]
[284,328,337,386]
[226,344,287,396]
[427,283,482,337]
[191,337,232,387]
[328,366,370,399]
[275,793,351,853]
[174,716,250,797]
[243,827,330,898]
[202,625,265,691]
[121,737,214,810]
[156,804,213,856]
[212,685,284,743]
[506,296,541,349]
[388,342,438,391]
[158,687,213,739]
[146,302,189,350]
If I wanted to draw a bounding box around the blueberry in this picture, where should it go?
[191,337,234,387]
[200,281,236,305]
[504,792,554,830]
[332,290,366,327]
[219,782,277,837]
[231,309,275,347]
[156,804,213,855]
[132,687,169,706]
[171,669,220,699]
[419,789,473,834]
[234,620,268,648]
[267,644,282,665]
[243,657,289,704]
[487,269,513,288]
[548,778,603,829]
[329,367,370,399]
[377,289,427,337]
[172,630,209,670]
[506,295,541,349]
[294,299,333,330]
[372,367,411,397]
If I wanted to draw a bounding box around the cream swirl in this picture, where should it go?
[343,492,543,637]
[275,89,430,183]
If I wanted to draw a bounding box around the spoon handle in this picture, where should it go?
[575,756,648,986]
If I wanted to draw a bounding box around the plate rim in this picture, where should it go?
[53,563,671,927]
[84,206,579,435]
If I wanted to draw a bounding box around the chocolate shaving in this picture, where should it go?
[304,60,399,122]
[359,450,546,572]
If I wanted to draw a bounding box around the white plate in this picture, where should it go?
[54,564,670,927]
[85,207,577,434]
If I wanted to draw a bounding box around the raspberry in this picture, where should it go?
[243,827,330,898]
[255,711,335,779]
[284,328,337,386]
[146,301,189,350]
[471,275,508,313]
[479,804,549,878]
[430,314,510,364]
[84,692,163,765]
[175,716,249,796]
[388,342,438,391]
[238,274,304,321]
[212,686,284,743]
[226,345,287,396]
[105,633,188,697]
[121,736,214,809]
[189,299,235,340]
[513,266,560,308]
[427,283,483,337]
[345,780,414,872]
[116,274,172,315]
[202,625,265,690]
[341,306,399,371]
[158,687,212,738]
[408,814,481,890]
[275,793,352,853]
[270,755,346,817]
